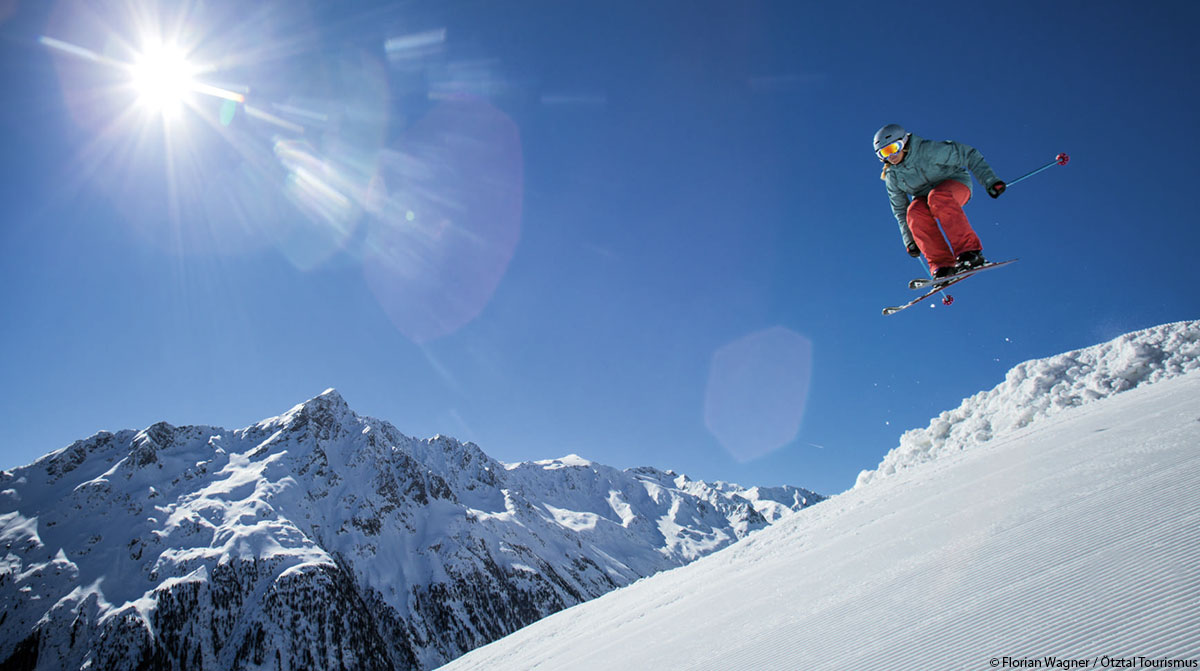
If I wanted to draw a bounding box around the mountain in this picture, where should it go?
[439,320,1200,670]
[0,391,822,671]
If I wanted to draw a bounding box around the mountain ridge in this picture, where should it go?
[1,390,822,671]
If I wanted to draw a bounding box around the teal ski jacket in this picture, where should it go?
[882,133,1002,248]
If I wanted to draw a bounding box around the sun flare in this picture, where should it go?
[129,42,196,115]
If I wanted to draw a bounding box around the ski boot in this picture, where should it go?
[954,250,987,274]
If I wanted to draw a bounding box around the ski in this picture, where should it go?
[884,278,966,315]
[907,259,1018,290]
[883,259,1018,316]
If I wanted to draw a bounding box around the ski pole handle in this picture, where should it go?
[1006,153,1070,188]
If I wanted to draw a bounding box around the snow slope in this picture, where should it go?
[440,334,1200,670]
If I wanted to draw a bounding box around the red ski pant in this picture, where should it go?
[907,179,982,273]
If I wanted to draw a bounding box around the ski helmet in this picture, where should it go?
[873,123,908,157]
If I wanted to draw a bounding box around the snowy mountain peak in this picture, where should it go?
[284,387,354,424]
[526,454,594,470]
[128,421,175,468]
[1,392,822,671]
[241,387,368,463]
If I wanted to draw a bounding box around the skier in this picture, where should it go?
[875,123,1007,279]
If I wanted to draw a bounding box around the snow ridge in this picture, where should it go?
[0,391,821,671]
[856,319,1200,488]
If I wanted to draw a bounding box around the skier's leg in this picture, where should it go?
[927,180,981,256]
[907,197,955,273]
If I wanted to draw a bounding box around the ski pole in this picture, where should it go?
[1006,153,1070,188]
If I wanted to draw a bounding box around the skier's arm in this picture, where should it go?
[942,140,1002,191]
[885,178,914,248]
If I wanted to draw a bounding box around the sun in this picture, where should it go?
[129,41,197,116]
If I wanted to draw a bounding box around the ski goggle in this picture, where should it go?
[877,140,905,160]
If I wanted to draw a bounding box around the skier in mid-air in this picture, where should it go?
[875,124,1007,280]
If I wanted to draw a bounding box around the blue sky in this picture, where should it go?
[1,0,1197,496]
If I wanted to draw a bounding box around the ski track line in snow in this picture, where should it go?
[837,463,1200,670]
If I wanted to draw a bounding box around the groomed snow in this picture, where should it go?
[438,368,1200,670]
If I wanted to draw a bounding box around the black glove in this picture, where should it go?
[906,241,921,257]
[987,181,1007,198]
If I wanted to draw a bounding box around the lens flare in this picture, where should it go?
[704,327,814,462]
[363,97,523,343]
